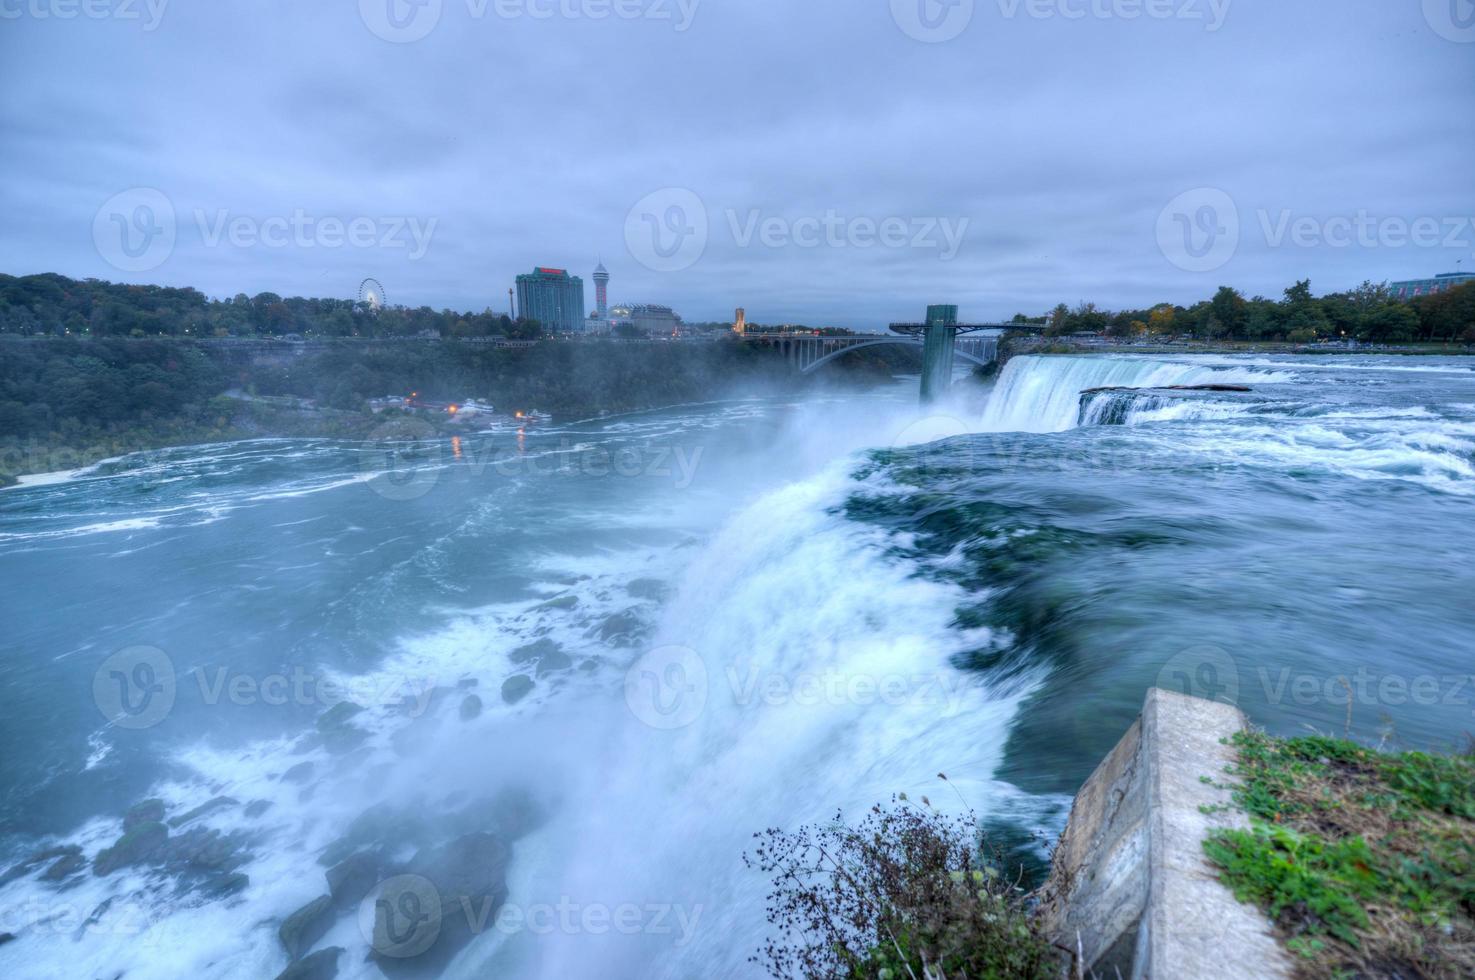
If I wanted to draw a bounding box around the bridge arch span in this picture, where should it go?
[797,338,994,375]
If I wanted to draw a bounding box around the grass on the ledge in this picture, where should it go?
[1205,730,1475,979]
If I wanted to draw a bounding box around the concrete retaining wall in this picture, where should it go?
[1037,688,1291,979]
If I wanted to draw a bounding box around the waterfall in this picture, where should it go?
[979,355,1295,433]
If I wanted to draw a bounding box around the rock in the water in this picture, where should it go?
[273,945,342,980]
[534,594,578,611]
[0,932,13,946]
[317,804,430,869]
[316,702,364,732]
[1,845,83,887]
[316,702,369,754]
[596,611,647,646]
[279,894,334,960]
[162,826,246,873]
[124,799,166,831]
[282,762,315,784]
[458,694,482,721]
[456,678,478,690]
[93,821,168,876]
[40,850,87,882]
[501,675,534,705]
[244,800,273,819]
[169,796,239,828]
[370,832,510,978]
[626,578,672,601]
[324,851,379,908]
[508,638,571,676]
[203,871,250,898]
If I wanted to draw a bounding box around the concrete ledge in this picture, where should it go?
[1037,688,1291,979]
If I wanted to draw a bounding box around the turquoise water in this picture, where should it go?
[0,353,1471,978]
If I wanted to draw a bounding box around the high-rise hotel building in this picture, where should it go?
[515,267,586,332]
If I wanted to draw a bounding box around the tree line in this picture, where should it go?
[0,273,540,339]
[1030,279,1475,344]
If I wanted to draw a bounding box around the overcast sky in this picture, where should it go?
[2,0,1471,327]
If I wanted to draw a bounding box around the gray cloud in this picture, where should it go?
[0,0,1470,327]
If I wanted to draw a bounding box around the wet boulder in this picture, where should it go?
[274,946,342,980]
[317,804,431,869]
[324,850,381,908]
[169,796,239,828]
[596,610,648,647]
[202,871,250,898]
[279,894,334,960]
[370,832,510,978]
[316,702,369,755]
[93,822,169,876]
[282,762,315,785]
[458,694,482,721]
[626,578,673,602]
[1,845,83,887]
[124,799,166,831]
[501,675,534,705]
[40,850,87,882]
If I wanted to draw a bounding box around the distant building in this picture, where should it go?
[515,267,586,332]
[593,262,610,319]
[1390,272,1474,301]
[610,303,683,336]
[733,307,746,335]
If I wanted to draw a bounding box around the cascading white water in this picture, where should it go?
[979,355,1295,433]
[476,460,1043,979]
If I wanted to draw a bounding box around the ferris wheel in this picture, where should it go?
[358,277,387,310]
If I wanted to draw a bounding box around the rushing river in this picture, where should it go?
[1,352,1472,979]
